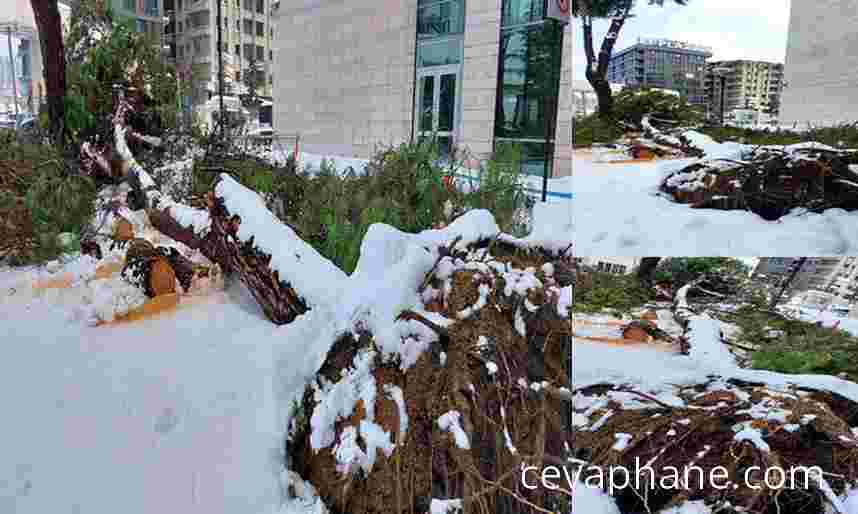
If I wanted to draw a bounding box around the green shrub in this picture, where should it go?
[0,141,97,265]
[573,114,624,147]
[199,139,531,274]
[573,271,654,316]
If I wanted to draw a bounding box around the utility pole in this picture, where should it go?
[216,0,225,144]
[769,257,808,310]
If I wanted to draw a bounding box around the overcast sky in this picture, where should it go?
[571,0,792,81]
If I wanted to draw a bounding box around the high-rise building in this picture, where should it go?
[271,0,572,177]
[111,0,167,39]
[704,60,784,122]
[753,258,850,298]
[606,38,712,106]
[161,0,275,111]
[779,0,858,126]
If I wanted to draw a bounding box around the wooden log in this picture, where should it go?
[114,216,134,241]
[121,255,176,298]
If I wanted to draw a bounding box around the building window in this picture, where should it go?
[417,0,464,39]
[269,49,273,60]
[243,0,252,10]
[256,45,264,60]
[137,19,146,33]
[244,19,253,34]
[501,0,546,27]
[256,21,264,37]
[178,21,183,32]
[417,38,462,67]
[256,0,264,14]
[177,0,183,11]
[494,22,563,175]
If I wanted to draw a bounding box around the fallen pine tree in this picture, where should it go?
[660,143,858,220]
[572,274,858,514]
[286,235,573,514]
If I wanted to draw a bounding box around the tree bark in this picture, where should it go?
[637,257,661,288]
[30,0,65,147]
[581,6,630,119]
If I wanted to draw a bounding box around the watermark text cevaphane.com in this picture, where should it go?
[521,459,825,495]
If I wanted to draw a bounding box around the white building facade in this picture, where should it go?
[272,0,572,177]
[779,0,858,126]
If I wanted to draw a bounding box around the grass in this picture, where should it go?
[721,305,858,382]
[573,271,654,317]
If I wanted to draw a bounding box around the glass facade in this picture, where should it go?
[415,0,465,158]
[495,1,563,176]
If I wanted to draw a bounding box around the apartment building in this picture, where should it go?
[779,0,858,126]
[753,257,847,297]
[703,60,784,122]
[0,0,71,114]
[606,38,711,106]
[827,257,858,301]
[111,0,167,38]
[575,257,640,275]
[165,0,275,109]
[272,0,572,178]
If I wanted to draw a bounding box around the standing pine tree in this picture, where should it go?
[572,0,688,119]
[239,56,263,129]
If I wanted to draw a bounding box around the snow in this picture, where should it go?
[733,423,771,452]
[383,384,408,441]
[430,498,463,514]
[572,151,858,255]
[0,152,575,513]
[437,411,470,450]
[572,482,621,514]
[500,201,573,252]
[658,501,712,514]
[216,174,348,310]
[309,349,377,451]
[612,432,633,451]
[0,282,293,514]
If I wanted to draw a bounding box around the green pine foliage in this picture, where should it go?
[196,141,531,274]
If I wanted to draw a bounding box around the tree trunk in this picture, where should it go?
[30,0,65,147]
[581,9,629,120]
[637,257,661,288]
[592,79,614,118]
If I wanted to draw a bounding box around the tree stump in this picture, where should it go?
[114,216,134,241]
[122,255,176,298]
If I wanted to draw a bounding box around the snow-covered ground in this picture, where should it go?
[0,187,571,513]
[0,280,325,513]
[571,149,858,255]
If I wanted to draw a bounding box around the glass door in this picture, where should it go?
[416,65,460,159]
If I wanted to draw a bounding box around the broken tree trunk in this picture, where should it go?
[121,254,177,298]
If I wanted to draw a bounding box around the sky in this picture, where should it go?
[571,0,792,81]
